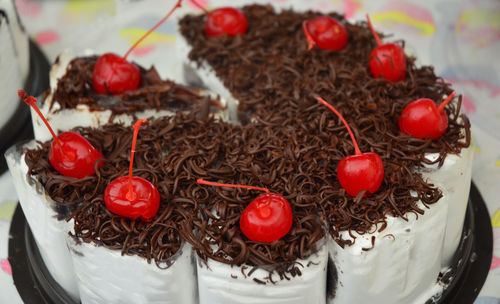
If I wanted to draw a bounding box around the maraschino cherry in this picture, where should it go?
[197,179,292,243]
[190,0,248,37]
[19,90,103,179]
[93,0,182,95]
[302,16,348,51]
[366,14,406,82]
[317,97,384,197]
[104,119,160,221]
[399,91,456,140]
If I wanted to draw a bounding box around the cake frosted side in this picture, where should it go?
[5,142,80,301]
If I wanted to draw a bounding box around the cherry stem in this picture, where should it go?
[123,0,183,60]
[197,178,271,194]
[18,90,60,145]
[316,97,362,155]
[437,91,456,113]
[127,119,147,201]
[366,14,382,46]
[189,0,211,15]
[302,20,315,51]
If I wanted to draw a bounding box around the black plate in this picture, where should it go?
[8,183,493,304]
[0,40,50,174]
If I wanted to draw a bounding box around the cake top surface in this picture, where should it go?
[25,4,470,270]
[48,55,225,116]
[25,114,325,270]
[180,5,470,242]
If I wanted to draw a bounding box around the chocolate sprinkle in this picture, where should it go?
[24,5,470,274]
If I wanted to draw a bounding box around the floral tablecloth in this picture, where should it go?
[1,0,499,303]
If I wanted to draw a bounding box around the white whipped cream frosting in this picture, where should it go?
[33,49,228,141]
[5,142,80,301]
[67,239,197,304]
[197,243,328,304]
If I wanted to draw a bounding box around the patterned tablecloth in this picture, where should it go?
[0,0,499,303]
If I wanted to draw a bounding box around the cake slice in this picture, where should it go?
[33,50,228,141]
[62,117,200,304]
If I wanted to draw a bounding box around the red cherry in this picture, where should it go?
[240,193,293,243]
[104,119,160,221]
[93,53,141,95]
[366,14,406,82]
[399,92,456,140]
[18,90,104,179]
[369,44,406,82]
[104,176,160,221]
[316,97,384,196]
[337,152,384,197]
[190,0,248,36]
[49,132,104,179]
[205,8,248,36]
[197,179,293,243]
[93,0,182,95]
[303,16,348,51]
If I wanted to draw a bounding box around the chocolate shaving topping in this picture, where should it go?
[179,5,470,245]
[48,55,225,118]
[25,5,471,274]
[25,115,325,271]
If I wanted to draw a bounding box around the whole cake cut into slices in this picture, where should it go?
[177,4,472,303]
[6,3,473,304]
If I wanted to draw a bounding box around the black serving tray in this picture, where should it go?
[8,183,493,304]
[0,40,50,174]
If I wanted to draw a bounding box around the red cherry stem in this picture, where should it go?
[18,90,60,145]
[437,91,456,113]
[189,0,211,15]
[316,97,362,155]
[366,14,382,46]
[122,0,183,60]
[302,21,315,50]
[127,119,147,200]
[197,178,271,194]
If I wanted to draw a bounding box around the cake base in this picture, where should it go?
[8,183,492,304]
[0,40,50,174]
